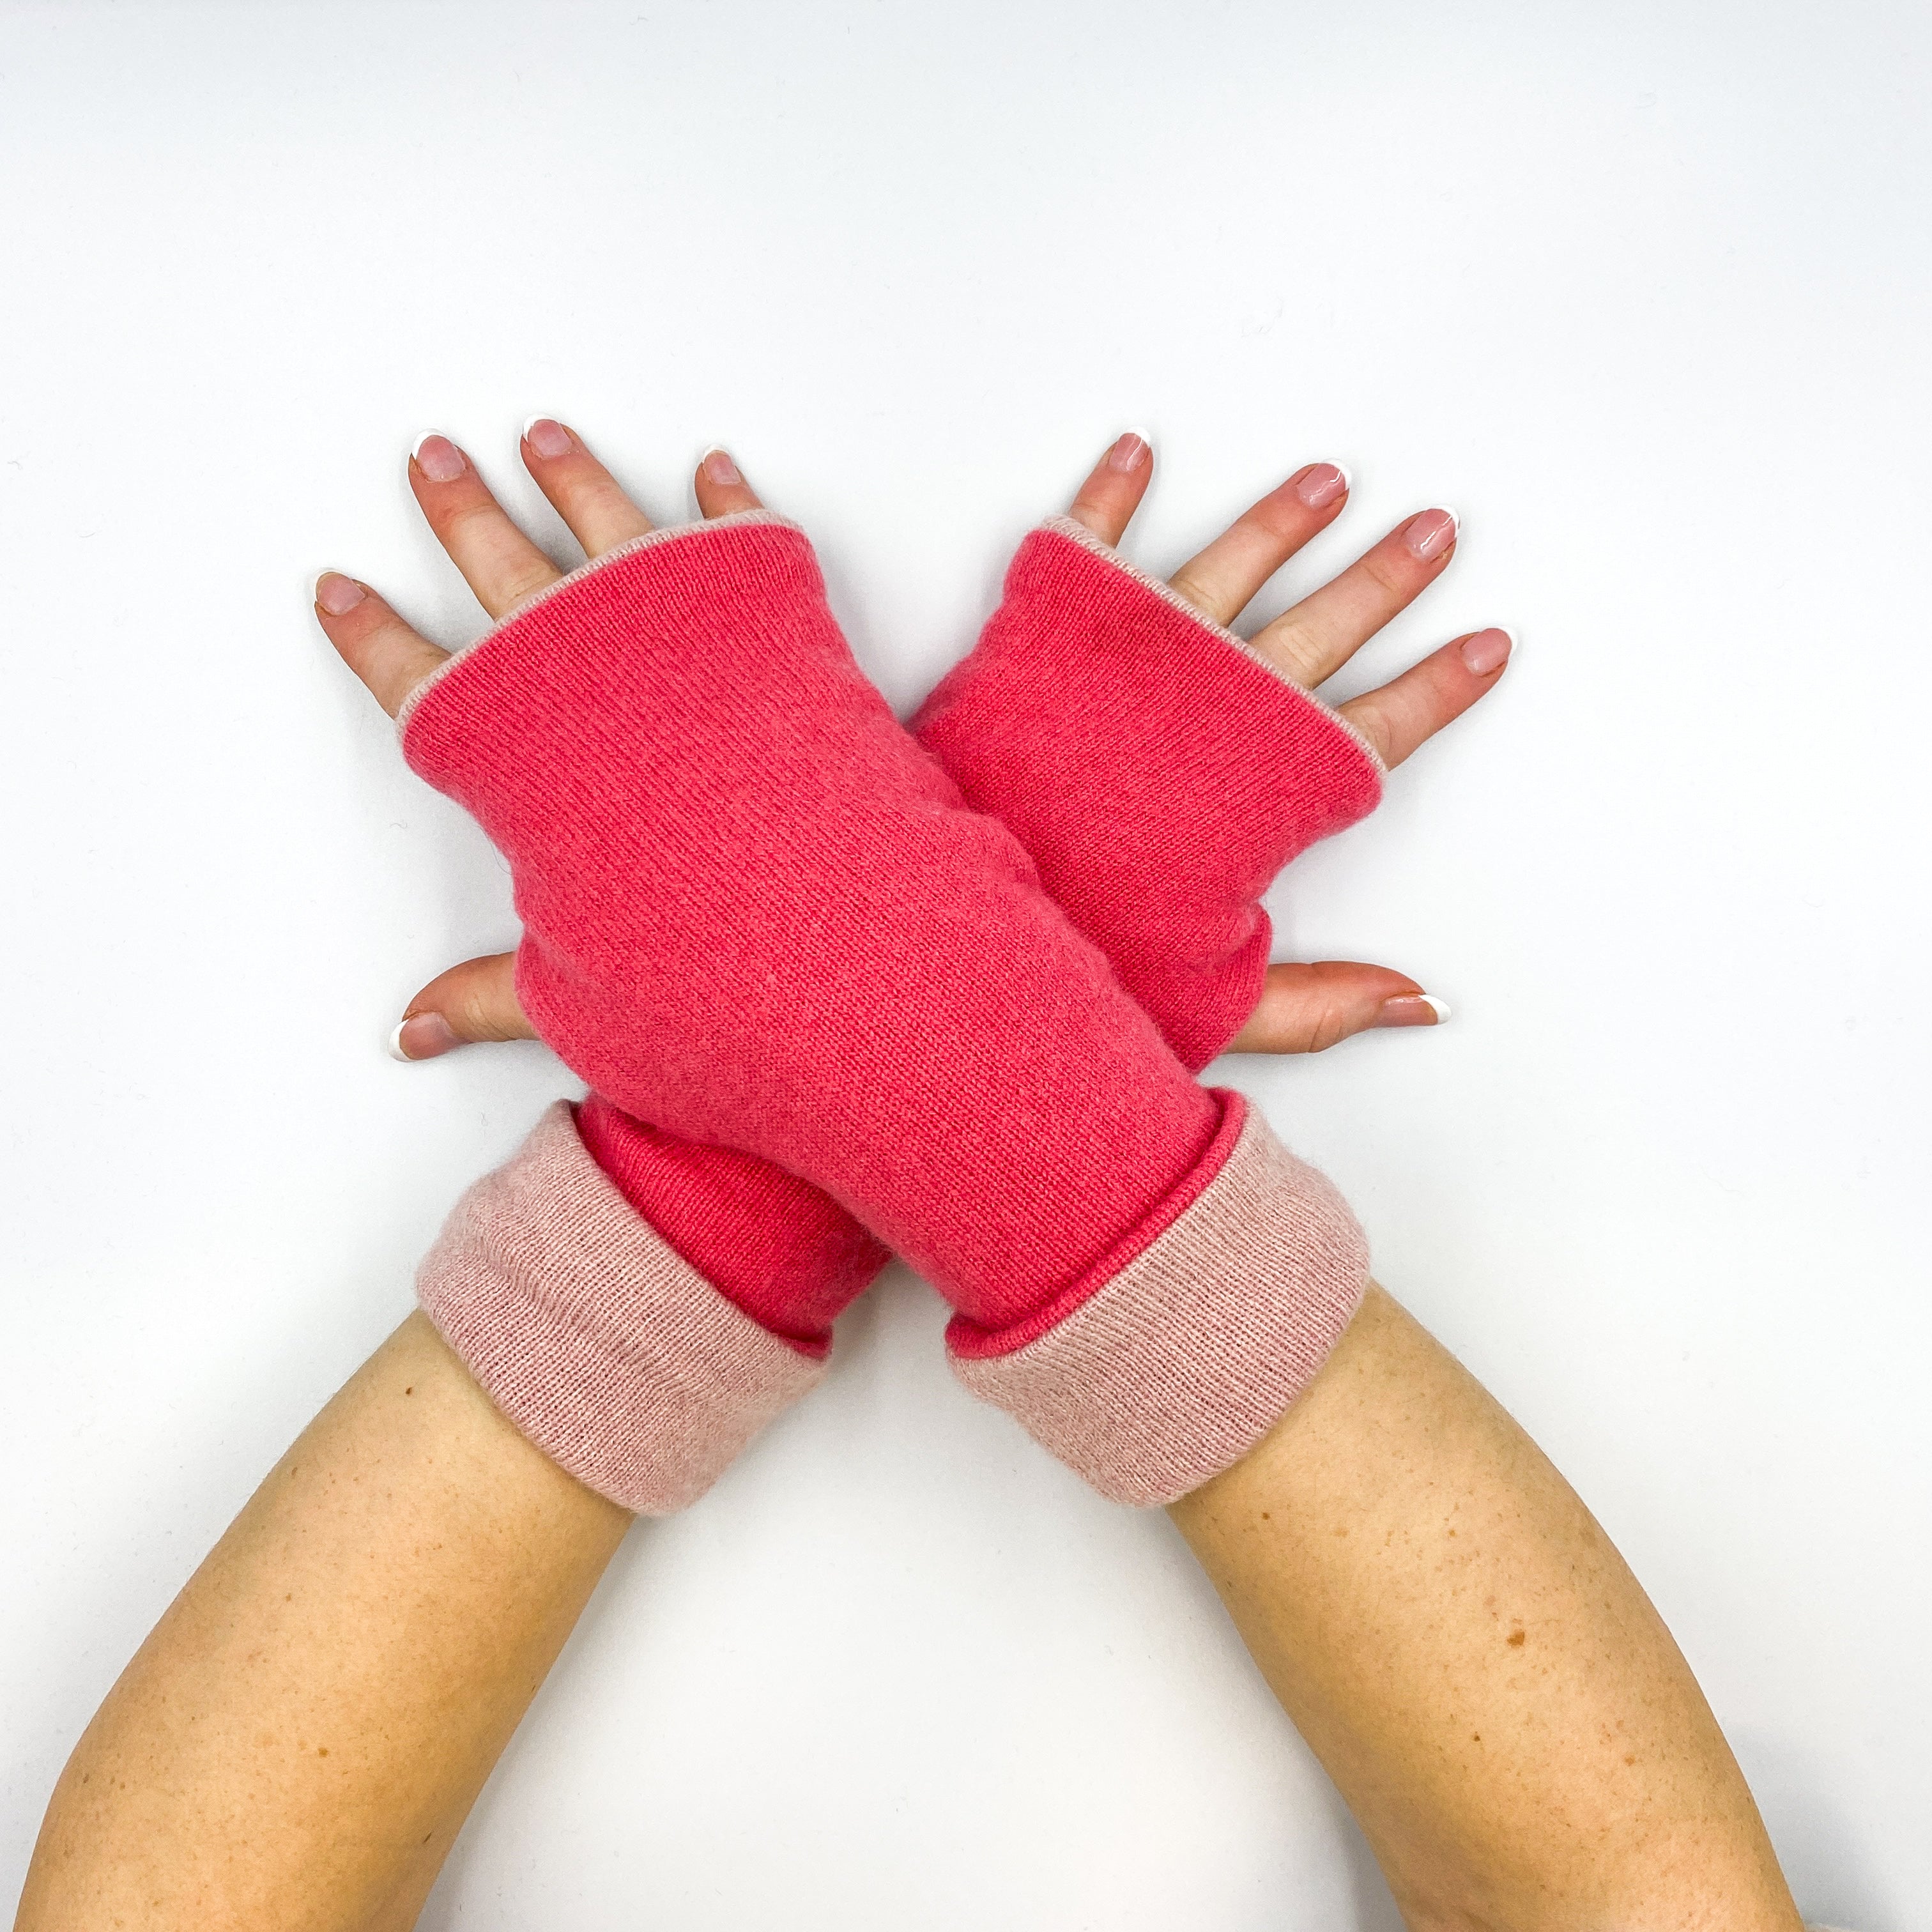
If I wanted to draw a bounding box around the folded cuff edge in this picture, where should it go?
[416,1100,824,1515]
[949,1106,1368,1506]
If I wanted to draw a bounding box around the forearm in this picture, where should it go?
[14,1313,631,1932]
[1169,1285,1800,1931]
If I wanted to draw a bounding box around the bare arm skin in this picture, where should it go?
[1172,1285,1802,1931]
[13,1314,630,1932]
[16,1290,1805,1932]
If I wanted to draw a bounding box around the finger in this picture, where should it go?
[1246,507,1460,689]
[1165,463,1351,627]
[387,953,534,1061]
[313,572,450,719]
[520,417,657,556]
[410,431,564,620]
[692,446,765,519]
[1064,431,1154,546]
[1340,628,1514,770]
[1225,960,1450,1055]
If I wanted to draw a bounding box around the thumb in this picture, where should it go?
[1227,960,1451,1055]
[387,952,536,1061]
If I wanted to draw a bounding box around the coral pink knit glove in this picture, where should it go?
[408,512,1367,1508]
[562,515,1383,1366]
[916,518,1383,1070]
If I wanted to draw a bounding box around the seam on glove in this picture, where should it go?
[415,1100,825,1515]
[394,507,800,737]
[947,1102,1369,1507]
[1035,514,1388,780]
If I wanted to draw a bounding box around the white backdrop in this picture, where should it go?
[1,3,1925,1926]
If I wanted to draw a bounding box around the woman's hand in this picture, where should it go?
[1063,433,1508,1054]
[314,421,763,1057]
[313,424,1508,1061]
[316,421,762,716]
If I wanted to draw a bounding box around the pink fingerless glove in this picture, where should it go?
[410,513,1376,1510]
[915,517,1384,1071]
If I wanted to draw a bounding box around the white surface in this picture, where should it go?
[1,2,1925,1926]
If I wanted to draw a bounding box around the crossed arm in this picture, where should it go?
[13,432,1804,1932]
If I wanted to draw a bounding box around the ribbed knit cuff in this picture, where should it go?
[947,1104,1368,1507]
[416,1101,825,1515]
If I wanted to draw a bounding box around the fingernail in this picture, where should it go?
[1460,627,1514,675]
[522,416,574,461]
[1404,507,1459,560]
[1374,993,1452,1029]
[388,1012,463,1061]
[1107,429,1152,473]
[700,445,743,486]
[1294,463,1349,510]
[411,433,467,484]
[314,571,366,617]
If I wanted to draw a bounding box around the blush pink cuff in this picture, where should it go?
[415,1101,824,1515]
[949,1103,1368,1505]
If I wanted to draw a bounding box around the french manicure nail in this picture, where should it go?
[1405,508,1459,560]
[314,571,366,617]
[411,433,467,484]
[523,417,574,460]
[700,445,744,486]
[1107,429,1152,473]
[1374,993,1452,1029]
[1294,463,1349,510]
[1461,627,1514,675]
[388,1012,463,1061]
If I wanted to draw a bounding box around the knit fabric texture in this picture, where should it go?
[417,1101,823,1512]
[574,1105,885,1354]
[949,1103,1367,1503]
[914,517,1384,1073]
[402,511,1225,1321]
[576,514,1384,1342]
[408,512,1374,1510]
